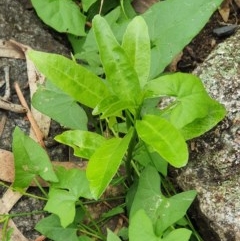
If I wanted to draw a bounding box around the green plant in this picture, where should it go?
[31,0,223,78]
[9,12,226,241]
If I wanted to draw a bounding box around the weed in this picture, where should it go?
[7,1,226,240]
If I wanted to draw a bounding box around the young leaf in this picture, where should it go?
[129,209,159,241]
[144,73,215,129]
[122,16,150,87]
[92,15,141,103]
[32,81,88,130]
[162,228,192,241]
[86,128,133,199]
[107,229,122,241]
[28,50,110,108]
[143,0,224,78]
[31,0,86,36]
[93,95,136,119]
[44,167,92,228]
[35,214,79,241]
[55,130,106,159]
[12,127,58,188]
[136,115,188,168]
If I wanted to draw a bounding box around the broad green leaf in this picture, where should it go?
[82,0,98,12]
[143,0,223,78]
[107,229,122,241]
[129,209,160,241]
[155,191,197,236]
[180,99,226,140]
[136,115,188,168]
[31,0,86,36]
[50,167,92,199]
[130,166,196,236]
[32,81,88,130]
[162,229,192,241]
[144,73,214,129]
[28,50,110,108]
[130,165,162,222]
[133,144,168,176]
[44,167,92,227]
[87,128,133,199]
[35,214,79,241]
[45,188,76,228]
[12,127,58,188]
[93,15,141,103]
[122,16,150,87]
[55,130,106,159]
[93,95,136,119]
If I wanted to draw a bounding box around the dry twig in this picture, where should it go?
[14,82,45,147]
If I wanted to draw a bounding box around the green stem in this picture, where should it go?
[78,201,104,239]
[0,210,45,219]
[125,108,141,184]
[125,128,137,184]
[33,177,49,198]
[0,181,47,201]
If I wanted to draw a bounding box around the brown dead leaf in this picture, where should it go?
[8,40,51,139]
[0,149,86,187]
[0,40,25,59]
[132,0,158,13]
[219,0,232,22]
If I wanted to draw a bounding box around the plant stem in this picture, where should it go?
[125,108,141,184]
[125,128,137,184]
[33,177,48,198]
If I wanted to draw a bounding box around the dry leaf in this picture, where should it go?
[132,0,158,13]
[219,0,232,22]
[8,40,51,139]
[0,39,25,59]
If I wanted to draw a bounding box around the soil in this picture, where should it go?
[0,1,240,241]
[178,9,240,73]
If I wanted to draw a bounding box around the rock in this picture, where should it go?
[174,30,240,241]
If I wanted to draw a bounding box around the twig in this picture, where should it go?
[34,235,46,241]
[0,114,7,136]
[3,66,10,100]
[0,98,26,113]
[99,0,104,14]
[14,82,45,147]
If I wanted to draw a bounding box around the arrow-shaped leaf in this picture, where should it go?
[136,115,188,167]
[28,50,110,108]
[86,128,133,199]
